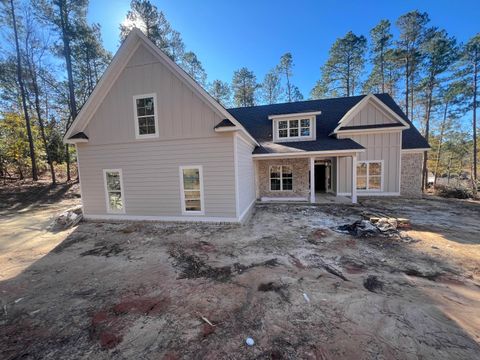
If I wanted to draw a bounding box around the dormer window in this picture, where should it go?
[278,118,311,138]
[269,111,320,143]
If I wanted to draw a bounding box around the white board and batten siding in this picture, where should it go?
[234,134,256,221]
[77,43,244,222]
[337,131,402,195]
[348,101,401,127]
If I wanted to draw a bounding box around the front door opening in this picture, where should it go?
[315,164,326,192]
[314,160,332,193]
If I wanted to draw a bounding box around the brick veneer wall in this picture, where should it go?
[257,158,310,198]
[401,152,423,197]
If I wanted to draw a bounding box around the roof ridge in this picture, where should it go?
[227,94,367,111]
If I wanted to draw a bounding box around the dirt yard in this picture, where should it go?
[1,183,479,359]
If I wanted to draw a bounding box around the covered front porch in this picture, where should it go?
[253,151,361,204]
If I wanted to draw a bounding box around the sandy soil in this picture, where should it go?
[0,185,479,359]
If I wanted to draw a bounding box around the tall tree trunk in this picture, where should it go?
[405,58,409,117]
[422,80,434,190]
[433,102,448,187]
[10,0,38,181]
[26,51,56,184]
[285,71,291,102]
[473,57,478,184]
[380,49,385,93]
[58,0,77,182]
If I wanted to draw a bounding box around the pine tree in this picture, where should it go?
[395,11,430,120]
[419,29,457,189]
[181,51,206,85]
[232,67,259,107]
[312,31,367,97]
[458,34,480,183]
[120,0,171,53]
[364,20,400,96]
[208,80,231,106]
[4,0,38,180]
[36,0,90,181]
[261,69,282,104]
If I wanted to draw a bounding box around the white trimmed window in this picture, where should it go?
[357,161,383,191]
[180,166,204,214]
[133,94,158,138]
[103,169,125,213]
[270,165,293,191]
[278,118,312,139]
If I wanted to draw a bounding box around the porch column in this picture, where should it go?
[351,154,357,204]
[310,157,315,203]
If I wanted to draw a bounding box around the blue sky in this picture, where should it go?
[89,0,480,98]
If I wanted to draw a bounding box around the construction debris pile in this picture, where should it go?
[50,205,83,230]
[336,211,411,238]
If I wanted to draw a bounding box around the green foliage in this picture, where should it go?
[363,20,400,96]
[261,69,282,104]
[208,80,231,107]
[0,111,43,177]
[313,31,367,98]
[119,0,172,53]
[232,67,260,107]
[181,51,207,86]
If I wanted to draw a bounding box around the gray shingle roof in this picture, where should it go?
[214,119,236,129]
[226,93,429,155]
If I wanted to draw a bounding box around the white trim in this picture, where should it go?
[336,156,340,196]
[233,133,240,217]
[179,165,205,216]
[398,132,402,194]
[65,138,88,144]
[63,38,141,141]
[252,148,365,159]
[332,94,410,134]
[401,148,430,153]
[75,144,85,215]
[337,192,401,197]
[269,165,293,192]
[84,214,240,223]
[335,127,406,136]
[268,111,322,120]
[356,160,384,192]
[133,93,159,139]
[351,155,357,204]
[260,197,308,202]
[214,126,240,133]
[103,168,126,214]
[238,198,256,223]
[310,157,315,203]
[64,29,258,147]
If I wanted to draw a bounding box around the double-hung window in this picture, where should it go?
[277,118,311,139]
[357,161,383,191]
[134,94,158,138]
[180,166,204,214]
[103,169,125,213]
[270,165,293,191]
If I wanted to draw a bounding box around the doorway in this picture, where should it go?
[315,165,326,192]
[314,160,331,193]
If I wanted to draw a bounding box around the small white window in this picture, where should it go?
[103,169,125,213]
[270,165,293,191]
[277,117,312,139]
[133,93,158,138]
[180,166,204,215]
[357,161,383,191]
